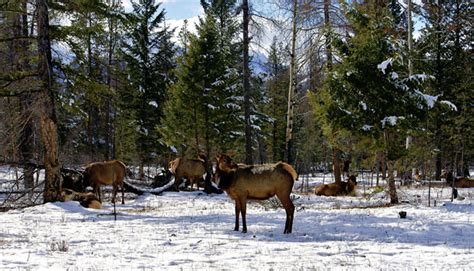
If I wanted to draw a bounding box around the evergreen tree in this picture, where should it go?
[313,2,435,203]
[53,0,112,161]
[416,2,472,177]
[262,38,288,162]
[161,0,241,158]
[121,0,176,173]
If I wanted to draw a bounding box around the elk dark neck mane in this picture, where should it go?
[216,168,235,190]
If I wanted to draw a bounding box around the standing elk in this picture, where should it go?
[169,155,206,191]
[315,175,357,196]
[214,153,297,234]
[83,160,126,204]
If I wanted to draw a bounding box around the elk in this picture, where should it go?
[169,155,206,191]
[446,171,474,188]
[62,188,102,209]
[83,160,126,204]
[315,175,357,196]
[214,153,297,234]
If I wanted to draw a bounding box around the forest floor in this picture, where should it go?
[1,166,473,270]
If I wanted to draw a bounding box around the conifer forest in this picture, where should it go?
[1,1,474,270]
[0,1,472,203]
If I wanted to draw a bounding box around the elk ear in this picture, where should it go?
[226,150,237,157]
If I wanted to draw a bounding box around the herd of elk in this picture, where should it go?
[314,175,357,197]
[214,153,297,234]
[169,154,207,191]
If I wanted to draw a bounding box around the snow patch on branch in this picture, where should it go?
[362,125,373,131]
[440,100,458,111]
[377,58,393,74]
[381,116,405,128]
[415,90,438,108]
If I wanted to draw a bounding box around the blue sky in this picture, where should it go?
[123,0,204,20]
[161,0,203,20]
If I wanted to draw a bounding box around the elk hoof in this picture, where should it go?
[242,229,247,233]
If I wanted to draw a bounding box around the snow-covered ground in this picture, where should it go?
[1,167,473,270]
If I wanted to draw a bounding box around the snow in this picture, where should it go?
[340,108,352,115]
[148,101,158,108]
[1,171,474,270]
[415,90,438,108]
[362,124,373,131]
[440,100,458,111]
[390,72,399,80]
[377,58,393,74]
[412,90,458,111]
[381,116,405,128]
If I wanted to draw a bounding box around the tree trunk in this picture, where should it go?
[87,13,93,157]
[384,131,398,204]
[324,0,332,69]
[257,133,266,164]
[37,0,62,203]
[242,0,253,164]
[332,148,342,184]
[381,152,387,180]
[13,0,35,192]
[284,0,298,165]
[105,0,117,161]
[387,161,399,204]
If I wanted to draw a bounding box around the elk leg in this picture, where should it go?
[190,177,195,191]
[240,198,247,233]
[234,199,241,231]
[277,192,295,234]
[121,182,124,204]
[174,175,182,191]
[112,184,117,204]
[94,185,101,202]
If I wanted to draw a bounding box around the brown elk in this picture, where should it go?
[315,175,357,196]
[446,171,474,188]
[169,155,206,191]
[62,188,102,209]
[214,153,297,234]
[83,160,126,204]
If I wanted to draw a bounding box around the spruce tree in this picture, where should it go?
[313,2,435,203]
[161,0,241,158]
[121,0,176,174]
[416,2,472,177]
[262,38,288,162]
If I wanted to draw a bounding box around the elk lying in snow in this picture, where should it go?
[83,160,126,204]
[169,155,206,191]
[446,171,474,188]
[315,175,357,196]
[214,153,297,234]
[62,189,102,209]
